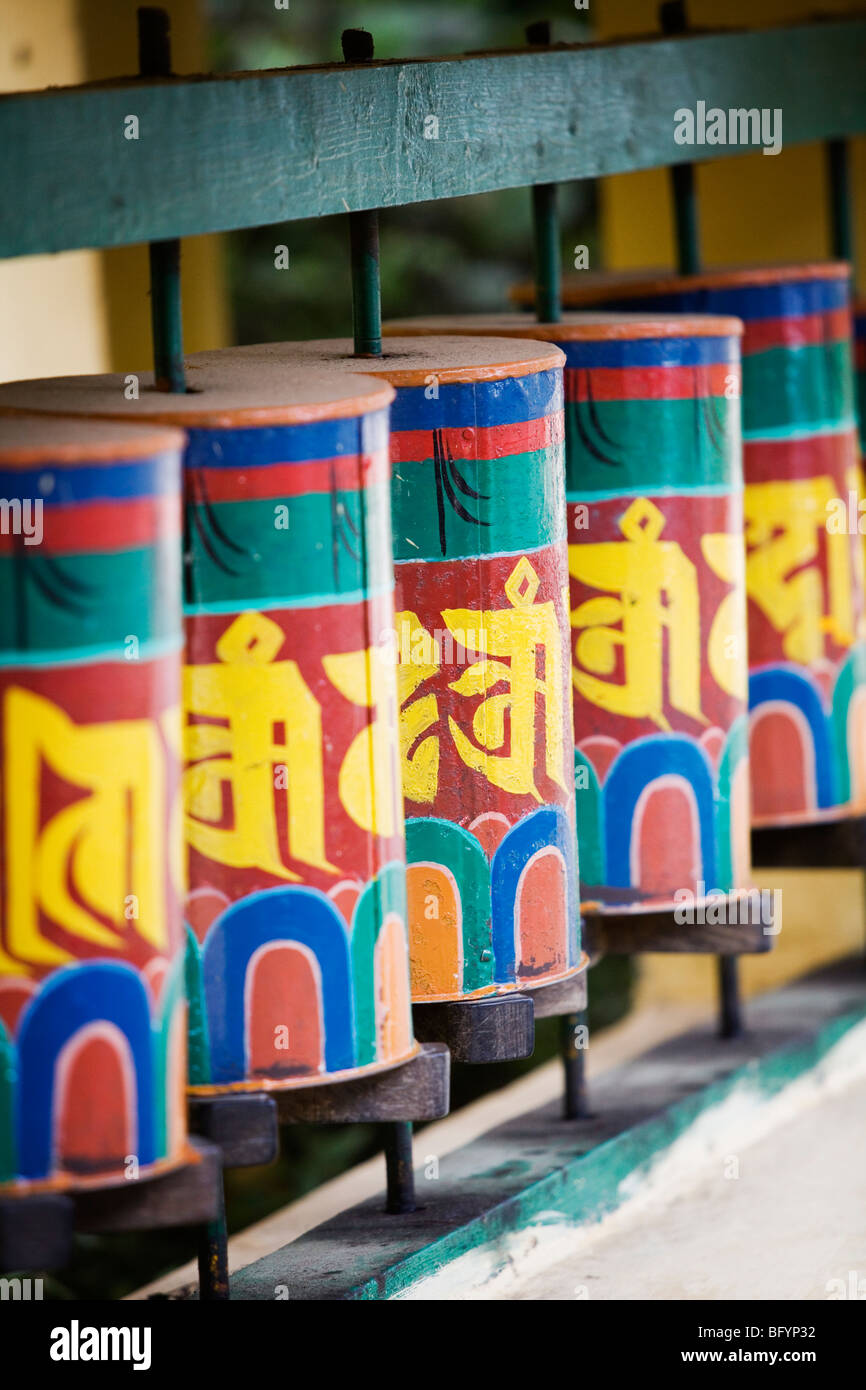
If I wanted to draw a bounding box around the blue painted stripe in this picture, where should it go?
[389,369,562,431]
[592,276,848,322]
[0,450,178,504]
[558,335,739,369]
[182,410,387,469]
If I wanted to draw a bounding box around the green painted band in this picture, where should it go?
[564,397,739,495]
[741,341,855,434]
[391,445,565,564]
[186,483,394,608]
[0,543,181,659]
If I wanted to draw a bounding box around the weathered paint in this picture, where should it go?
[0,414,188,1191]
[0,364,418,1093]
[227,959,866,1300]
[186,341,582,1001]
[1,21,865,257]
[536,269,866,829]
[384,316,749,914]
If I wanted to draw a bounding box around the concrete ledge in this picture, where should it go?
[228,958,866,1300]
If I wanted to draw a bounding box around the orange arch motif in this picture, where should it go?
[56,1023,135,1176]
[376,913,413,1060]
[633,777,701,896]
[750,708,813,820]
[515,847,568,981]
[407,863,462,998]
[247,943,324,1080]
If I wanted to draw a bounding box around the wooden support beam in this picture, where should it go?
[1,19,864,257]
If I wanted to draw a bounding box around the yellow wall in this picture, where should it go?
[595,0,866,1003]
[596,0,865,292]
[0,0,227,383]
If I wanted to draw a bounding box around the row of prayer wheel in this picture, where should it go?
[0,260,862,1191]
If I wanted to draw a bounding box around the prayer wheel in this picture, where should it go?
[519,266,866,827]
[383,314,750,913]
[0,412,188,1189]
[0,361,418,1092]
[189,339,583,1000]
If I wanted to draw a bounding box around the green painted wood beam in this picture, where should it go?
[227,959,866,1300]
[1,19,865,258]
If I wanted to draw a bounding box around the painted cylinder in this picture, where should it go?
[516,266,866,828]
[383,314,750,914]
[0,412,188,1191]
[188,340,582,1000]
[0,361,417,1092]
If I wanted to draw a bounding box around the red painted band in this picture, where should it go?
[564,362,740,402]
[741,308,851,355]
[187,450,389,503]
[0,493,181,555]
[390,413,563,465]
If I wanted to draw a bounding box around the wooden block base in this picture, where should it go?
[73,1139,222,1235]
[412,993,534,1063]
[275,1043,450,1124]
[0,1139,222,1271]
[752,815,866,869]
[525,964,589,1019]
[584,890,774,957]
[188,1093,279,1170]
[0,1191,75,1274]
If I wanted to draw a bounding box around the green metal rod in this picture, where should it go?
[348,209,382,357]
[383,1121,417,1214]
[532,182,562,323]
[671,162,700,276]
[342,29,382,358]
[526,23,561,324]
[661,2,700,275]
[197,1172,230,1300]
[138,6,186,392]
[827,138,853,267]
[560,1011,590,1119]
[148,238,186,392]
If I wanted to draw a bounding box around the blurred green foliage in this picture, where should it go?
[47,0,635,1300]
[210,0,599,344]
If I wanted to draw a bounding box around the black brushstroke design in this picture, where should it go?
[184,469,254,596]
[432,428,489,557]
[585,370,620,449]
[571,369,622,467]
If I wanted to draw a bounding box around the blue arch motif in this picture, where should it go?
[201,885,355,1083]
[603,736,717,890]
[16,961,155,1182]
[749,666,835,809]
[490,805,579,986]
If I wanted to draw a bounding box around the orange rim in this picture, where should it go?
[383,314,743,341]
[0,416,186,464]
[511,261,852,307]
